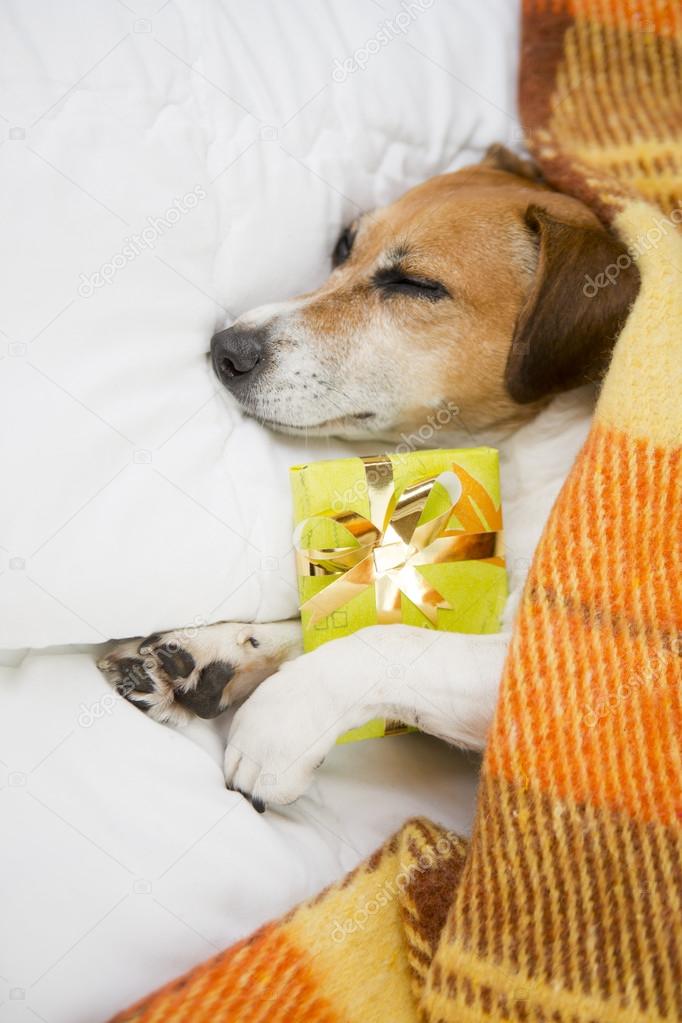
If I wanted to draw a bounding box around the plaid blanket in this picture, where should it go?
[110,3,682,1020]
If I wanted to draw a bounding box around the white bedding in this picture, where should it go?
[0,649,481,1021]
[1,1,521,1019]
[0,0,520,649]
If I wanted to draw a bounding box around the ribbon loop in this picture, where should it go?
[294,454,501,627]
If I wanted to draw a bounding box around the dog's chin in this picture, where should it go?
[239,402,388,440]
[255,415,383,441]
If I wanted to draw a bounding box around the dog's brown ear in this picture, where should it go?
[483,143,543,183]
[505,205,640,404]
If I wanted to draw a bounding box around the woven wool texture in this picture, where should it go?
[110,3,682,1020]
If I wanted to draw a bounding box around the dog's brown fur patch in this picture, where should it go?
[214,149,640,440]
[292,158,637,433]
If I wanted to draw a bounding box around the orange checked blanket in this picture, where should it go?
[110,3,682,1020]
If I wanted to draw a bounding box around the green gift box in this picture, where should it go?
[290,448,506,742]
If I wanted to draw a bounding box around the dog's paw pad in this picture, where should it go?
[97,644,158,712]
[98,633,208,724]
[97,623,285,724]
[153,644,195,679]
[111,658,156,694]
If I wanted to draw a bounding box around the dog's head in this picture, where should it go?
[211,146,639,440]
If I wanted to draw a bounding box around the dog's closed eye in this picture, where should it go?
[373,267,450,301]
[332,226,355,267]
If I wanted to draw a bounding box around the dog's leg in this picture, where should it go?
[223,624,510,806]
[97,620,302,725]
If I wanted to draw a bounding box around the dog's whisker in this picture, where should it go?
[319,380,366,416]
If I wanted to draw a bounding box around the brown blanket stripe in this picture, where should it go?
[109,3,682,1020]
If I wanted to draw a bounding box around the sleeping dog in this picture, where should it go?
[99,146,639,808]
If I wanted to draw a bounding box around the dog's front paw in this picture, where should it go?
[97,631,236,725]
[97,621,301,725]
[97,637,164,714]
[223,658,362,809]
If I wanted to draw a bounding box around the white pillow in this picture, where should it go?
[0,0,520,648]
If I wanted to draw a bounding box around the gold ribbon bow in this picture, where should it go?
[294,454,502,628]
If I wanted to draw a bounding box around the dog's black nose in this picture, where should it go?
[211,326,265,387]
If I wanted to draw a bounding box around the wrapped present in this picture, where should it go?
[290,448,506,742]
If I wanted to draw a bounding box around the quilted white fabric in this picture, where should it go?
[0,648,482,1022]
[0,2,522,1020]
[0,0,520,648]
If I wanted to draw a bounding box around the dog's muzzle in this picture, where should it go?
[211,325,267,391]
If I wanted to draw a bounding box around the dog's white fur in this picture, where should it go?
[218,385,592,804]
[101,384,593,804]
